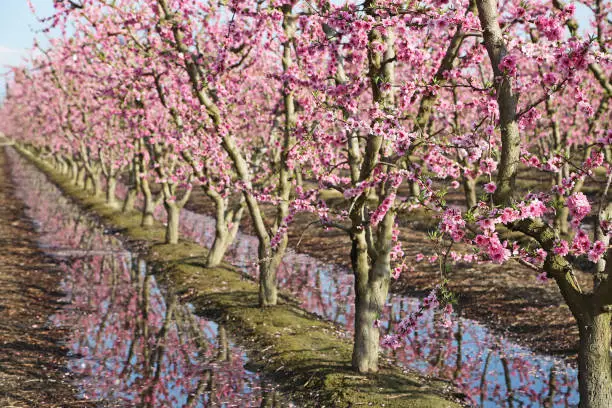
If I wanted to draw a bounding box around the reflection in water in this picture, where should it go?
[179,206,579,407]
[8,150,285,408]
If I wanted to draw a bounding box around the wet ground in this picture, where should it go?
[2,148,287,407]
[0,149,93,407]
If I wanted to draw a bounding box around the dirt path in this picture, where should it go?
[0,148,94,407]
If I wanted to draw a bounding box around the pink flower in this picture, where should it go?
[571,229,591,255]
[588,240,607,263]
[474,234,490,247]
[535,248,547,263]
[381,335,402,350]
[567,192,591,222]
[553,240,569,256]
[536,272,548,283]
[498,54,518,76]
[480,158,498,175]
[370,193,396,226]
[499,207,520,224]
[415,253,424,262]
[535,16,563,41]
[478,218,497,233]
[484,182,497,194]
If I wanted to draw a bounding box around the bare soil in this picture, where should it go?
[0,148,95,407]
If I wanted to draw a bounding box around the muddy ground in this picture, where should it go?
[0,148,95,407]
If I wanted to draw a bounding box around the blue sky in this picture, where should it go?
[0,0,55,94]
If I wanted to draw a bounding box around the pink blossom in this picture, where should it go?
[498,54,518,76]
[499,207,520,224]
[567,192,591,222]
[588,240,607,263]
[553,240,569,256]
[571,229,591,255]
[484,182,497,194]
[479,158,498,175]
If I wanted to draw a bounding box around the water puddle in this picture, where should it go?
[7,150,286,407]
[179,207,579,407]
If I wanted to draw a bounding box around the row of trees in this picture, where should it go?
[1,0,610,406]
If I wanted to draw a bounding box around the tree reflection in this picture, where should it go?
[8,150,285,407]
[177,206,580,407]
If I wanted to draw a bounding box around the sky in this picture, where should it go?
[0,0,55,95]
[0,0,596,98]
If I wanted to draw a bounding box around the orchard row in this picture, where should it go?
[1,0,610,406]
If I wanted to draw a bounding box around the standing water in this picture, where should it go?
[7,149,286,407]
[178,206,579,407]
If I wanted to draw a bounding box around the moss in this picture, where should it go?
[19,148,463,408]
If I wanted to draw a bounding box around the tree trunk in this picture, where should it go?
[206,226,230,267]
[352,250,390,373]
[463,176,477,209]
[88,169,102,196]
[141,178,156,227]
[205,195,244,268]
[69,160,79,183]
[554,205,569,236]
[258,244,277,306]
[76,166,87,188]
[106,175,118,208]
[123,187,137,213]
[164,201,180,244]
[577,311,612,408]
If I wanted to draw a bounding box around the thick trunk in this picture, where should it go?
[164,202,180,245]
[206,226,230,267]
[205,195,244,268]
[352,253,390,373]
[578,312,612,408]
[463,176,477,209]
[106,175,119,208]
[123,164,140,213]
[258,244,277,306]
[123,187,137,213]
[88,170,102,196]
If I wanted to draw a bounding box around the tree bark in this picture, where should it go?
[164,201,180,245]
[141,176,156,227]
[463,176,477,209]
[577,311,612,408]
[106,175,119,208]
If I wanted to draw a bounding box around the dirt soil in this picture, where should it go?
[185,184,583,361]
[0,148,96,407]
